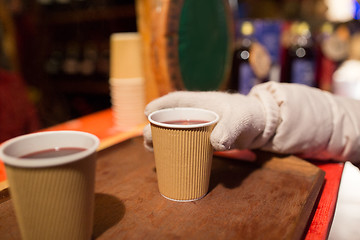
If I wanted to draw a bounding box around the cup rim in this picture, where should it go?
[148,107,219,129]
[0,130,100,168]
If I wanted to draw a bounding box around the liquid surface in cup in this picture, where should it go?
[20,147,86,159]
[162,120,209,125]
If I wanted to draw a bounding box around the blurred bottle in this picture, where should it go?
[286,21,316,87]
[253,19,282,82]
[62,42,81,80]
[317,23,350,91]
[79,42,98,79]
[44,46,64,80]
[230,21,258,94]
[315,22,337,91]
[96,41,110,80]
[279,21,293,83]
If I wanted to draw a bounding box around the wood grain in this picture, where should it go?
[0,137,324,240]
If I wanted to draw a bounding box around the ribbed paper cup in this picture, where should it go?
[0,131,99,240]
[148,108,219,202]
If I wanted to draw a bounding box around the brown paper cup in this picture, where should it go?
[148,108,219,202]
[0,131,99,240]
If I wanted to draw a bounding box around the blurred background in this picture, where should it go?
[0,0,137,131]
[1,0,359,129]
[1,1,360,239]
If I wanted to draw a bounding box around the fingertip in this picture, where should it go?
[210,125,232,151]
[143,124,154,152]
[143,140,154,152]
[143,124,152,141]
[211,139,228,151]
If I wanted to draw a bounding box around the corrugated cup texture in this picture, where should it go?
[151,124,215,201]
[5,154,96,240]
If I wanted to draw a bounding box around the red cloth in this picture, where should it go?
[0,69,39,142]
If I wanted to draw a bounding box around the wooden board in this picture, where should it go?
[0,136,325,240]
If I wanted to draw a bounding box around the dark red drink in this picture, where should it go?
[21,147,86,159]
[162,120,209,125]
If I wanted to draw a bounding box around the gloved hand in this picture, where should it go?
[144,81,360,167]
[143,90,279,152]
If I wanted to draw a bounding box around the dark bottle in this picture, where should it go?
[96,41,110,80]
[253,19,282,83]
[62,42,81,80]
[287,21,316,87]
[315,22,336,91]
[44,45,64,80]
[79,42,98,79]
[317,23,350,91]
[230,21,258,95]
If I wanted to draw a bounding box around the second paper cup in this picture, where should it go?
[148,107,219,202]
[0,131,99,240]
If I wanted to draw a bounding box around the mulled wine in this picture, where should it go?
[21,147,86,159]
[162,120,209,125]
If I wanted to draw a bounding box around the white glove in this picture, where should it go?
[252,82,360,166]
[144,81,360,167]
[143,90,279,152]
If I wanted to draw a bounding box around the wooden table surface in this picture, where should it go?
[0,136,329,240]
[0,109,345,239]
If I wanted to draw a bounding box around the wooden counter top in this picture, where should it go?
[0,109,344,239]
[0,136,328,239]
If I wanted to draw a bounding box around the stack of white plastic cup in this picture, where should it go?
[109,32,146,130]
[109,77,145,130]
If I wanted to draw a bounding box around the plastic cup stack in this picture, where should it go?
[109,77,146,130]
[110,32,146,131]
